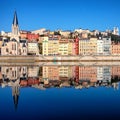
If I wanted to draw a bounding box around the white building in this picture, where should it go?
[103,37,111,55]
[27,42,39,55]
[1,11,27,55]
[112,27,119,36]
[42,36,49,55]
[97,39,104,55]
[31,28,46,35]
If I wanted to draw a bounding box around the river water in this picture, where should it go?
[0,65,120,120]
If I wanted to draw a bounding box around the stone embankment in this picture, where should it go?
[0,55,120,66]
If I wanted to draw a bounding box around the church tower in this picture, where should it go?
[11,11,19,41]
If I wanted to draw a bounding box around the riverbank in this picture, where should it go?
[0,55,120,66]
[1,55,120,62]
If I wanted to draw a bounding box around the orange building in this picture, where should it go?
[20,31,28,39]
[27,33,39,42]
[20,31,39,41]
[111,41,120,55]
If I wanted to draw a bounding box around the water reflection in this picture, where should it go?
[1,66,119,89]
[0,66,119,102]
[0,65,120,119]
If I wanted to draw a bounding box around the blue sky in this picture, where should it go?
[0,0,120,32]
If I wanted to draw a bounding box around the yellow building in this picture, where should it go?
[68,39,74,55]
[59,39,69,55]
[42,36,49,55]
[48,36,59,55]
[42,36,59,56]
[79,37,97,55]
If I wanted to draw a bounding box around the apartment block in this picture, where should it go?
[111,41,120,55]
[79,37,97,55]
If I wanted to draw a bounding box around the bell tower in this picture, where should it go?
[11,11,19,41]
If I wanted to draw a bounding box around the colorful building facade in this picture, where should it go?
[111,41,120,55]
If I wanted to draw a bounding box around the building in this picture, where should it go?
[1,11,27,55]
[48,35,59,55]
[97,37,111,55]
[27,42,39,55]
[68,39,75,55]
[112,27,119,36]
[59,39,69,55]
[59,30,71,38]
[79,37,97,55]
[11,11,19,42]
[97,38,104,55]
[31,28,46,35]
[20,30,28,39]
[27,33,39,42]
[1,38,18,55]
[74,37,79,55]
[103,37,111,55]
[111,41,120,55]
[42,35,60,56]
[42,36,49,55]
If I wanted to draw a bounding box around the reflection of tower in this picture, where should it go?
[12,80,20,110]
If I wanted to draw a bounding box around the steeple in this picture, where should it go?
[11,11,19,41]
[13,11,18,26]
[12,86,20,110]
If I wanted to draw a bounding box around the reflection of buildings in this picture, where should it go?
[79,67,97,82]
[0,66,120,89]
[0,65,120,109]
[0,66,40,110]
[111,66,120,90]
[97,66,111,83]
[1,66,27,81]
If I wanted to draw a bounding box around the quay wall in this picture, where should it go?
[0,55,120,66]
[0,55,120,62]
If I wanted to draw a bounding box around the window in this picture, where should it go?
[12,43,16,50]
[6,48,9,52]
